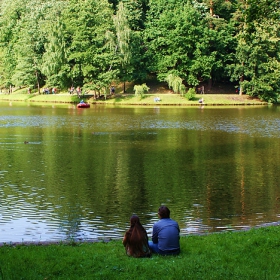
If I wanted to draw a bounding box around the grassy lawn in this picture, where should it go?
[0,93,77,103]
[0,91,268,106]
[95,93,267,106]
[0,226,279,279]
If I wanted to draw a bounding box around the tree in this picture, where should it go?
[0,0,64,91]
[165,74,186,95]
[10,1,48,92]
[230,0,280,102]
[133,83,150,98]
[0,0,29,88]
[113,1,132,92]
[62,0,115,88]
[41,17,68,88]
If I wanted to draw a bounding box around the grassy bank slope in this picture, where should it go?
[0,92,268,106]
[93,93,267,106]
[0,93,76,103]
[0,226,279,279]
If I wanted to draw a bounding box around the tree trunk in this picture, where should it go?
[239,74,244,95]
[209,0,214,16]
[34,63,40,94]
[123,81,126,93]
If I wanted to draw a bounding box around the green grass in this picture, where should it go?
[0,87,268,106]
[0,93,78,103]
[0,93,267,106]
[0,226,280,279]
[98,93,266,105]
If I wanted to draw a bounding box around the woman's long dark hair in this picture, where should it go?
[125,215,149,257]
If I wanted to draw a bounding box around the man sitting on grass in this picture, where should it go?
[148,205,180,256]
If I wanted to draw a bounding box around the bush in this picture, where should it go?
[165,74,186,95]
[133,83,150,99]
[185,87,196,100]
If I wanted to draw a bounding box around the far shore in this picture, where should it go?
[0,90,269,106]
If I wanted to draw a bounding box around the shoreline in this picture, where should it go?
[1,220,279,247]
[0,93,269,106]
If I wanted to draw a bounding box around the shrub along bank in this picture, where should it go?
[0,226,279,279]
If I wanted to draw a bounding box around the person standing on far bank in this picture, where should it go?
[148,205,180,255]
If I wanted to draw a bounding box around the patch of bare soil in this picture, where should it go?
[228,95,250,102]
[146,81,238,95]
[225,94,264,103]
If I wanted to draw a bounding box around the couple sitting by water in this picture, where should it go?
[123,205,180,257]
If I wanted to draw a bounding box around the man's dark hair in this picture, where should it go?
[158,205,170,218]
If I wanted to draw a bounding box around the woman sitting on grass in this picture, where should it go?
[123,215,151,258]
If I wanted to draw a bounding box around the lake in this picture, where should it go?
[0,102,280,243]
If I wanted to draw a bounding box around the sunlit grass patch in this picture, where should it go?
[0,90,267,106]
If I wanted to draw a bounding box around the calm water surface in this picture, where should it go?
[1,102,280,243]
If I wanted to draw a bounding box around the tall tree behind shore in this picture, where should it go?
[62,0,114,88]
[0,0,65,91]
[113,2,132,92]
[123,0,149,82]
[41,15,68,88]
[229,0,280,101]
[0,0,29,87]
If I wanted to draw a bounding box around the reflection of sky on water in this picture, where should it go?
[0,209,124,243]
[0,206,276,243]
[1,114,280,138]
[0,183,124,243]
[0,217,116,243]
[212,118,280,137]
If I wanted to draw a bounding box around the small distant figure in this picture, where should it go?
[43,88,49,94]
[110,86,115,95]
[196,86,205,94]
[198,98,204,104]
[24,141,29,144]
[148,205,180,256]
[154,96,161,102]
[52,87,57,94]
[200,85,205,94]
[123,215,151,258]
[69,86,75,95]
[28,88,31,94]
[76,86,81,98]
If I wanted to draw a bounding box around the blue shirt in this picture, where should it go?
[152,218,180,252]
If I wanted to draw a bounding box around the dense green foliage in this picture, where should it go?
[0,0,279,101]
[0,226,280,279]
